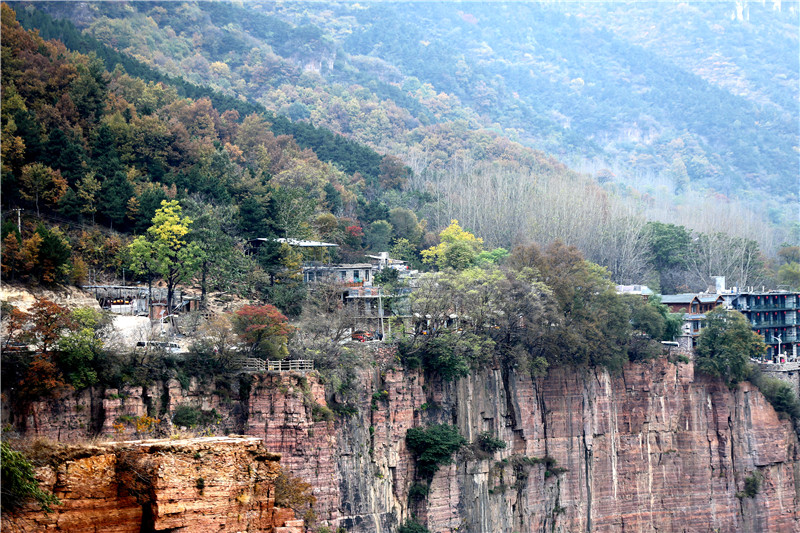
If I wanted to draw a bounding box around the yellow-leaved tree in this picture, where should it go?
[128,200,203,313]
[421,220,483,270]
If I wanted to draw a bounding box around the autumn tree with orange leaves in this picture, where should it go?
[2,300,76,429]
[232,304,295,360]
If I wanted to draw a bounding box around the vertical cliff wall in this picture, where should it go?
[242,356,800,533]
[5,353,799,532]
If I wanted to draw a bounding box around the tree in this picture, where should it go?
[77,172,101,223]
[128,200,203,314]
[232,304,295,359]
[98,170,134,229]
[19,163,67,216]
[646,222,691,293]
[421,219,483,270]
[365,220,393,251]
[389,207,424,245]
[56,308,109,389]
[5,300,75,413]
[694,307,764,386]
[511,241,631,371]
[186,198,251,304]
[777,246,800,265]
[777,262,800,290]
[34,224,71,284]
[379,154,412,190]
[406,424,466,479]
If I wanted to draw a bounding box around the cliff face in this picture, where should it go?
[3,436,304,533]
[238,355,800,532]
[6,354,799,532]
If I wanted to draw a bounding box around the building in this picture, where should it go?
[723,291,799,360]
[661,293,724,315]
[658,284,799,360]
[615,285,654,300]
[302,263,376,286]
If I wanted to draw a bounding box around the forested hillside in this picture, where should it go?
[0,3,420,306]
[17,1,796,248]
[2,2,798,295]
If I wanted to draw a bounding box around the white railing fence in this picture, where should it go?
[238,358,314,373]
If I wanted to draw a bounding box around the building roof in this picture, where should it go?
[303,263,373,269]
[683,313,706,320]
[698,295,723,303]
[661,293,697,304]
[615,284,654,296]
[248,238,339,248]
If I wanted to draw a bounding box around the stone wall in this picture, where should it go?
[759,361,800,396]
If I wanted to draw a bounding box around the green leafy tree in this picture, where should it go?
[646,222,691,293]
[186,198,253,304]
[365,219,393,251]
[128,200,203,313]
[56,308,109,389]
[529,241,631,371]
[694,307,764,386]
[98,170,134,230]
[389,207,423,244]
[34,224,71,284]
[777,262,800,290]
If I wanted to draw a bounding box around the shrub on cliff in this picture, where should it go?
[749,368,800,421]
[406,424,466,479]
[274,467,316,524]
[398,520,431,533]
[1,441,60,513]
[399,332,493,381]
[171,405,221,429]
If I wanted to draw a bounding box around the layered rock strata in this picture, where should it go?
[5,352,799,532]
[3,436,303,532]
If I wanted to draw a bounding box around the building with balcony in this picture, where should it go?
[724,291,799,360]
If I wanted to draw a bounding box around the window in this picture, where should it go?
[340,271,346,280]
[354,270,360,280]
[365,270,370,281]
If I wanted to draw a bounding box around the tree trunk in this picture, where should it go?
[167,282,174,318]
[201,260,207,308]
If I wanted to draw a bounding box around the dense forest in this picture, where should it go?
[2,1,799,299]
[19,1,796,236]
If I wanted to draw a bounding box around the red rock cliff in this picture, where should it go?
[3,436,304,533]
[242,356,799,532]
[6,354,799,532]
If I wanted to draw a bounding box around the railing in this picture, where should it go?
[238,358,313,373]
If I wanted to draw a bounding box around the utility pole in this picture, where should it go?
[12,208,22,234]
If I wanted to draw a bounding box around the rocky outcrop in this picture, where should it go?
[3,436,304,533]
[5,352,799,532]
[0,285,102,312]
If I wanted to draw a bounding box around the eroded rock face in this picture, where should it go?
[6,353,799,532]
[3,436,303,533]
[244,357,799,533]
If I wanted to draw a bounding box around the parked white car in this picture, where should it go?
[134,341,182,354]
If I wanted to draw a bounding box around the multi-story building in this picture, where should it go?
[724,291,799,360]
[658,286,799,360]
